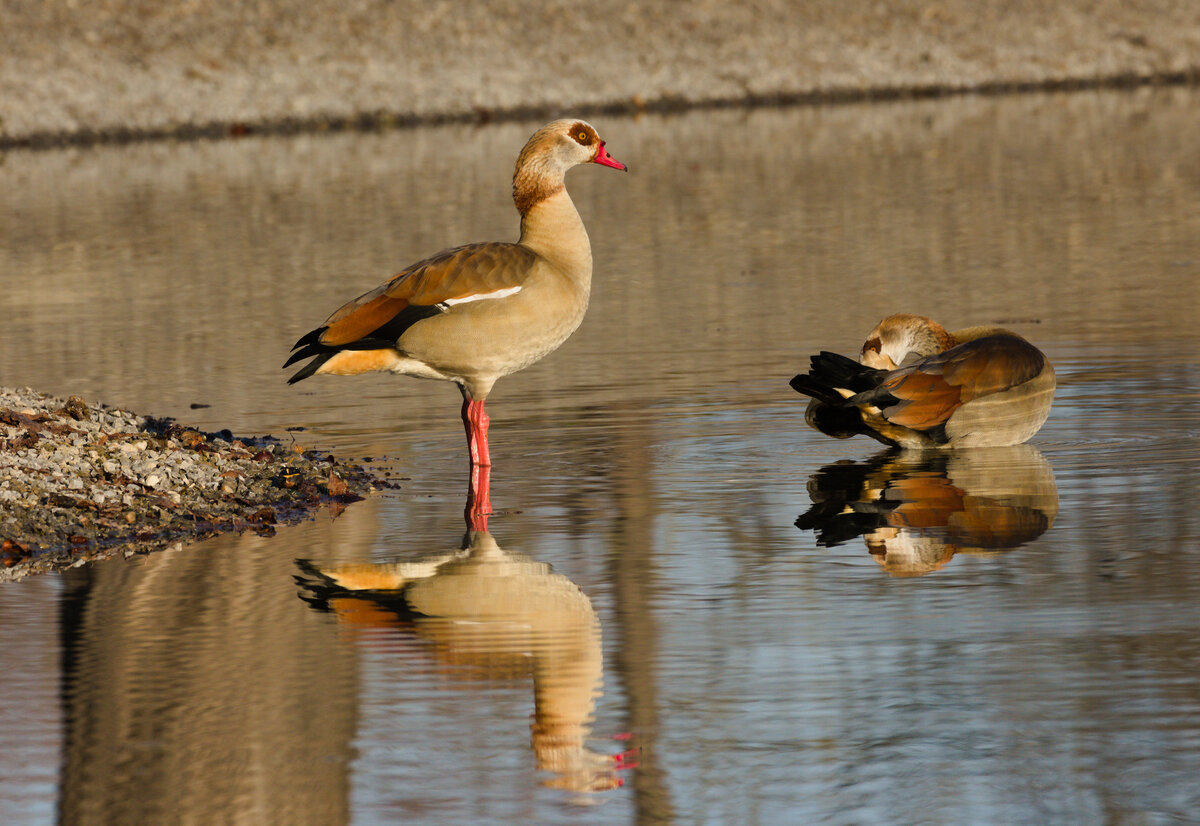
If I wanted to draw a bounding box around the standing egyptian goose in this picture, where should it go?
[790,314,1055,448]
[285,119,626,475]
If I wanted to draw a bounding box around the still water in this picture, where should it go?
[1,87,1199,824]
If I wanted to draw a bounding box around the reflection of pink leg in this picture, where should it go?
[460,398,492,467]
[466,463,493,530]
[612,747,641,769]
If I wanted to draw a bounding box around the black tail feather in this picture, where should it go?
[790,350,884,407]
[789,373,844,406]
[809,351,882,393]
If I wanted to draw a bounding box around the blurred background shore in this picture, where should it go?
[2,0,1199,147]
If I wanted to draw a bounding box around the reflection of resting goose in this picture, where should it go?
[791,314,1055,448]
[296,528,630,793]
[796,445,1058,576]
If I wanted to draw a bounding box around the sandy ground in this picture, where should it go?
[2,1,1199,146]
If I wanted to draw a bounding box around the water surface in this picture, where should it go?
[1,87,1199,824]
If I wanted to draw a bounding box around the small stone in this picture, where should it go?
[60,396,90,421]
[327,472,349,497]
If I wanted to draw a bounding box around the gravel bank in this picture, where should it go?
[0,387,379,581]
[2,1,1199,147]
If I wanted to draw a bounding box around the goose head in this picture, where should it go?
[860,313,956,370]
[513,119,626,214]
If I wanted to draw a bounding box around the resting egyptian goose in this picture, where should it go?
[285,119,626,473]
[790,314,1055,448]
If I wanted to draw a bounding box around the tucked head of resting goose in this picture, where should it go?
[284,119,626,485]
[790,314,1056,449]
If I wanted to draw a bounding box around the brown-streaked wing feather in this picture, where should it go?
[936,335,1045,401]
[874,370,964,429]
[319,293,411,347]
[401,243,536,305]
[870,335,1044,430]
[317,243,537,347]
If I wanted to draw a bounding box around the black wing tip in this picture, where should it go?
[284,327,332,375]
[790,371,845,406]
[809,351,885,394]
[292,327,326,351]
[286,353,332,384]
[283,340,332,369]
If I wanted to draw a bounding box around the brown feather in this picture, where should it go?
[401,244,535,304]
[315,243,536,347]
[875,334,1045,428]
[939,337,1045,400]
[321,294,411,346]
[878,371,964,429]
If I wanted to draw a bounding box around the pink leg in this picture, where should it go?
[460,397,492,468]
[460,394,493,526]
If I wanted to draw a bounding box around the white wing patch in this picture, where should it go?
[439,286,523,308]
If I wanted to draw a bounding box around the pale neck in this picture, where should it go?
[517,189,592,282]
[909,322,955,356]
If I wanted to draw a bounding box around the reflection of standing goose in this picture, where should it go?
[285,119,626,476]
[791,314,1055,448]
[296,524,631,793]
[796,445,1058,576]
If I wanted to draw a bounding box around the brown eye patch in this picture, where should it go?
[570,122,596,146]
[863,336,882,355]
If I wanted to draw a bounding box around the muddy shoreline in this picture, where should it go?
[0,387,381,581]
[4,69,1197,152]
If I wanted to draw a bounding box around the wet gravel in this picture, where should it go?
[0,387,380,581]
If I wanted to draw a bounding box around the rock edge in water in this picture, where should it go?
[0,387,379,581]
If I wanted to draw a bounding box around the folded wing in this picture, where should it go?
[285,242,536,382]
[852,335,1046,430]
